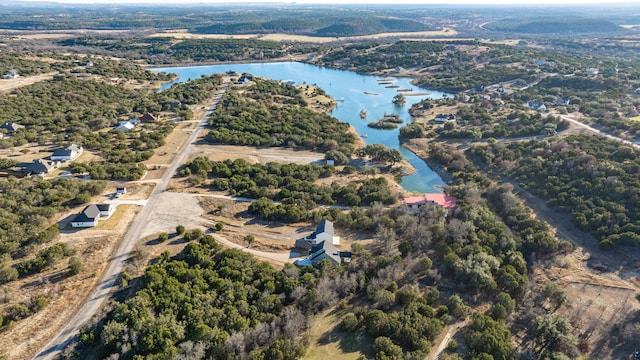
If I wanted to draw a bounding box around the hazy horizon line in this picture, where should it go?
[6,0,640,6]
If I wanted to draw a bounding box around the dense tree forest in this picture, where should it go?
[0,71,222,180]
[58,37,319,64]
[85,237,313,359]
[317,41,445,73]
[469,134,640,249]
[484,18,623,34]
[439,108,566,140]
[180,157,397,222]
[70,58,174,82]
[0,177,105,284]
[0,52,71,77]
[80,154,566,358]
[206,78,356,160]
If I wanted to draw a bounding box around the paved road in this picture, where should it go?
[32,79,230,360]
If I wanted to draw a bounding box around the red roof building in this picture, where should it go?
[404,193,457,210]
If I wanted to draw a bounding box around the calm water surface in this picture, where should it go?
[150,62,449,193]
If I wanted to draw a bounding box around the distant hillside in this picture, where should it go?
[194,17,434,37]
[314,18,432,37]
[486,18,623,34]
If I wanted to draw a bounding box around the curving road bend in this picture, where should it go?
[32,79,230,360]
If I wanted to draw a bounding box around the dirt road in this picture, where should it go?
[554,113,640,149]
[427,319,469,360]
[32,79,230,360]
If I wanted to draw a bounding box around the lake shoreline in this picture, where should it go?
[149,61,448,192]
[402,140,454,187]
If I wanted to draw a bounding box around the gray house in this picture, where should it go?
[22,159,55,175]
[294,240,351,267]
[295,219,339,250]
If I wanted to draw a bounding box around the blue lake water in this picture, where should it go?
[150,62,449,193]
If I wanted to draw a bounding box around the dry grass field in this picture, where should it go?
[148,28,458,43]
[0,194,142,359]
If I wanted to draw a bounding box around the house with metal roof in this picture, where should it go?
[51,144,83,162]
[295,219,340,250]
[70,203,115,228]
[294,240,351,267]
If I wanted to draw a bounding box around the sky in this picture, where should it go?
[10,0,638,5]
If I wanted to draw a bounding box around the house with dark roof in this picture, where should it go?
[70,203,115,228]
[51,144,83,162]
[71,205,101,228]
[1,122,25,133]
[294,240,351,267]
[433,113,456,124]
[96,203,115,217]
[21,159,55,176]
[295,220,339,250]
[139,113,158,123]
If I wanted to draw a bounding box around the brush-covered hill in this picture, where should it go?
[486,18,623,34]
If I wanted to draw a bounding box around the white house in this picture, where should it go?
[2,70,19,79]
[71,205,101,228]
[115,121,136,132]
[51,144,83,162]
[526,101,547,112]
[433,113,456,124]
[96,203,115,218]
[70,203,115,228]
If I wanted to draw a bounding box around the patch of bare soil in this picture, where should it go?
[187,144,326,166]
[479,162,640,358]
[527,248,640,359]
[144,121,194,166]
[0,143,59,163]
[0,72,56,92]
[143,167,167,181]
[197,196,374,253]
[0,199,141,360]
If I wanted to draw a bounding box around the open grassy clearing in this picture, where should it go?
[186,144,325,165]
[0,202,140,359]
[144,121,194,166]
[0,72,57,92]
[94,205,132,231]
[304,308,373,360]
